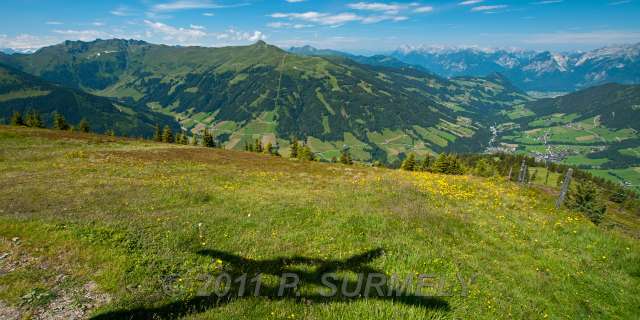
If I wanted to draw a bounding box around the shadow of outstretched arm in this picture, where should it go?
[91,248,449,319]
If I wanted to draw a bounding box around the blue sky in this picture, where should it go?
[1,0,639,53]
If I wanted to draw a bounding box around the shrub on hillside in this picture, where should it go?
[78,118,90,133]
[567,181,607,224]
[473,158,498,177]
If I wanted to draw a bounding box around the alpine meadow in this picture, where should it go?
[0,1,639,319]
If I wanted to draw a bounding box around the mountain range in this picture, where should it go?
[0,39,639,185]
[391,43,640,93]
[291,43,640,93]
[0,39,530,164]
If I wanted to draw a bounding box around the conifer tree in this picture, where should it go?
[530,169,538,184]
[432,154,449,174]
[190,135,198,146]
[254,139,263,153]
[202,129,215,148]
[162,125,174,143]
[52,112,70,130]
[609,188,629,204]
[446,155,464,175]
[10,111,24,126]
[24,110,44,128]
[401,153,417,171]
[184,133,190,145]
[420,156,432,172]
[473,158,497,177]
[153,124,162,142]
[78,118,90,133]
[182,131,189,145]
[299,145,315,161]
[433,154,464,175]
[106,129,115,136]
[567,181,606,224]
[290,137,299,158]
[339,148,353,165]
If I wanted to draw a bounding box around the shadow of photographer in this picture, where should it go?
[91,248,449,319]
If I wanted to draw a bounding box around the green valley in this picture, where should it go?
[493,83,640,188]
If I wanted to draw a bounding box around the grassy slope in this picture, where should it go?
[0,126,639,319]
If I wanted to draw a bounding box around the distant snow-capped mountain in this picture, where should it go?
[391,43,640,92]
[0,47,39,54]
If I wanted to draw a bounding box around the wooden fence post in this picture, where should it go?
[517,160,526,184]
[555,169,573,208]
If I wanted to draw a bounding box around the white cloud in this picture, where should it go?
[609,0,632,4]
[267,22,313,29]
[190,24,205,30]
[471,5,508,11]
[203,12,215,16]
[348,2,407,14]
[52,29,111,41]
[362,15,408,24]
[144,20,207,43]
[215,29,266,42]
[271,6,419,27]
[92,22,106,27]
[285,0,306,2]
[523,31,640,45]
[459,0,483,5]
[151,0,247,12]
[0,34,59,51]
[271,12,363,26]
[45,21,63,25]
[414,6,434,13]
[531,0,563,4]
[110,5,134,16]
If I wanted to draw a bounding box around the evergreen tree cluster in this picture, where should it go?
[245,138,279,156]
[400,153,463,175]
[175,131,189,145]
[152,124,198,145]
[10,110,94,133]
[52,112,70,130]
[288,137,314,160]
